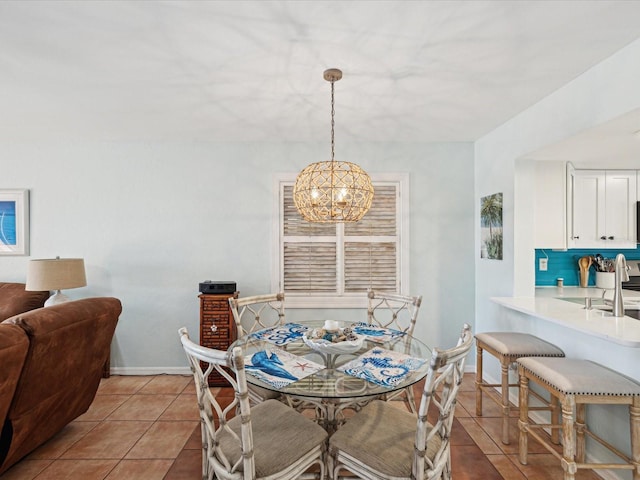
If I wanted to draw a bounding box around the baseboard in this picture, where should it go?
[109,367,191,376]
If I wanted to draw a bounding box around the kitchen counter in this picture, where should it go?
[491,287,640,347]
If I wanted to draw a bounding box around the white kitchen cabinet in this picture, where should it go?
[570,169,637,248]
[533,161,568,249]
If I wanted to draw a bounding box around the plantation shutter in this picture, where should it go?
[283,186,337,292]
[344,185,397,292]
[281,182,399,295]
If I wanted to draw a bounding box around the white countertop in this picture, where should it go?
[491,287,640,347]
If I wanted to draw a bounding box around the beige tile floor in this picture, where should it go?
[0,373,602,479]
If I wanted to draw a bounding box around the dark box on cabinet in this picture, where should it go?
[199,281,237,294]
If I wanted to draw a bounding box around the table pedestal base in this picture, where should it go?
[286,394,378,434]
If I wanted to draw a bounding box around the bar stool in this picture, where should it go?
[475,332,565,444]
[518,357,640,480]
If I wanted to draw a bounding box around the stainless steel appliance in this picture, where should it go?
[621,260,640,320]
[623,259,640,292]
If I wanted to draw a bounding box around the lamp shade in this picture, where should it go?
[26,258,87,291]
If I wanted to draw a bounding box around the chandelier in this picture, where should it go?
[293,68,374,223]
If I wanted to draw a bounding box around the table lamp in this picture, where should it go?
[26,257,87,307]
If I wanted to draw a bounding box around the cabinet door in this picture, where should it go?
[571,170,605,248]
[534,161,567,249]
[571,169,637,248]
[604,170,637,246]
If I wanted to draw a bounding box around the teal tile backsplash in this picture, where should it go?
[535,246,640,286]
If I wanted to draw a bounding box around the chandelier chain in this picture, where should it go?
[330,79,335,162]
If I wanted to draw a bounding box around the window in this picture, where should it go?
[272,173,409,308]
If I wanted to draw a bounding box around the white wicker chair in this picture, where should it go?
[178,327,327,480]
[329,323,473,480]
[367,288,423,413]
[229,293,286,337]
[229,293,286,405]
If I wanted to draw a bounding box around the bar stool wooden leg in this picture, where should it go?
[475,344,483,416]
[561,396,577,480]
[551,394,561,445]
[575,403,586,463]
[632,397,640,480]
[518,369,529,465]
[501,361,510,444]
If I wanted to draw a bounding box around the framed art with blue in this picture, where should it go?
[0,189,29,256]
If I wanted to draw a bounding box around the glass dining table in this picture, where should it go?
[230,320,432,432]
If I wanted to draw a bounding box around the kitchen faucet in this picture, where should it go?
[612,253,630,317]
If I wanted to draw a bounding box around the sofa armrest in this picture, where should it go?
[0,297,121,474]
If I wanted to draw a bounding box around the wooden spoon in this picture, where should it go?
[578,256,592,287]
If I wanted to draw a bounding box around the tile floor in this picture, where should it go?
[0,373,602,479]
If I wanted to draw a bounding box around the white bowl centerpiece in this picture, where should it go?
[303,323,364,355]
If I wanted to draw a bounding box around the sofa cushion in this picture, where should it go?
[0,283,49,321]
[0,297,121,474]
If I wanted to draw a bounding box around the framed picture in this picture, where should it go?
[480,192,503,260]
[0,189,29,256]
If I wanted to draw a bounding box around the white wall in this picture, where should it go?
[0,141,475,373]
[475,38,640,478]
[475,37,640,345]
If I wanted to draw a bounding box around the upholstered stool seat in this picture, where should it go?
[518,357,640,480]
[475,332,565,444]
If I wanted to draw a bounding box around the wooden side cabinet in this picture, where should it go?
[199,292,238,386]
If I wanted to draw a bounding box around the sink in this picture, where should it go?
[556,297,640,310]
[555,297,607,306]
[556,296,640,318]
[624,310,640,320]
[593,307,640,320]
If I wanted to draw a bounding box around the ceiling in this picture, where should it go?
[1,0,640,145]
[528,108,640,165]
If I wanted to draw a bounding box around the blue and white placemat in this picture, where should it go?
[351,322,406,344]
[337,347,426,388]
[248,323,310,346]
[245,348,324,389]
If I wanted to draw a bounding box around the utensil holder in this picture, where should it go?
[595,272,615,290]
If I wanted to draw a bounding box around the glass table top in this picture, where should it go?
[230,320,432,400]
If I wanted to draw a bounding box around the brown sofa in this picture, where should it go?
[0,297,121,474]
[0,282,49,322]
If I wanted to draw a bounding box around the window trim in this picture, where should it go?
[272,172,410,309]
